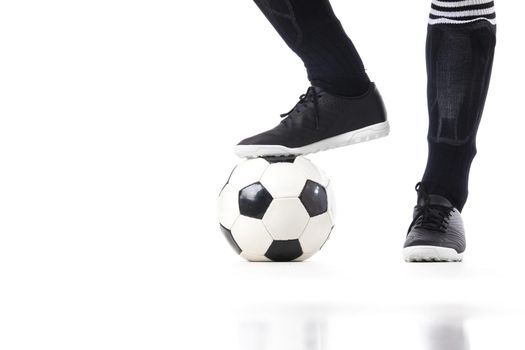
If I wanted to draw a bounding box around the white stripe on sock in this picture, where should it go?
[432,0,493,8]
[428,17,497,25]
[430,7,495,17]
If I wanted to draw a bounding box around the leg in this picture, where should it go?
[235,0,389,158]
[423,1,496,211]
[403,1,496,262]
[254,0,370,96]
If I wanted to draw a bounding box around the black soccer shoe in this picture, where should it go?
[235,82,389,158]
[403,183,465,262]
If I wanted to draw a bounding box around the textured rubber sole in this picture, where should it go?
[234,121,390,158]
[403,245,464,262]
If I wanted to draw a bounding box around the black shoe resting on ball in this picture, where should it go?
[235,82,389,158]
[403,183,466,262]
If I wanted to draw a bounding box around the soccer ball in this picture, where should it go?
[218,156,335,262]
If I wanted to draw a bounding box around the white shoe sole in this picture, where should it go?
[234,121,390,158]
[403,246,464,262]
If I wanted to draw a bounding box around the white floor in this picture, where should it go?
[234,304,525,350]
[176,256,525,350]
[166,258,523,350]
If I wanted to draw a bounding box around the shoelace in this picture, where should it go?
[409,182,453,233]
[280,86,321,130]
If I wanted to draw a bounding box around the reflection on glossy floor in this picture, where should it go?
[236,304,524,350]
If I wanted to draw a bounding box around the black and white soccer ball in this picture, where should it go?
[218,156,335,262]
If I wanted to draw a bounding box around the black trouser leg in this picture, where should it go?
[254,0,370,96]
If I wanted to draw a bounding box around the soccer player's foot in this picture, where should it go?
[403,183,465,262]
[234,82,389,158]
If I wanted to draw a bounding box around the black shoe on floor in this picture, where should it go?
[234,82,389,158]
[403,183,466,262]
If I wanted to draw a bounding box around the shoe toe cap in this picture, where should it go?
[237,134,260,146]
[237,130,286,146]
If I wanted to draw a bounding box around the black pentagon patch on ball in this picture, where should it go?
[300,180,328,217]
[220,224,241,255]
[263,155,296,163]
[239,182,273,219]
[265,239,303,262]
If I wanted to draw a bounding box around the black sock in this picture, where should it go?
[422,1,496,211]
[254,0,370,96]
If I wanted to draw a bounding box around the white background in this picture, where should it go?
[1,1,524,349]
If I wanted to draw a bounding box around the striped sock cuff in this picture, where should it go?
[429,0,496,25]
